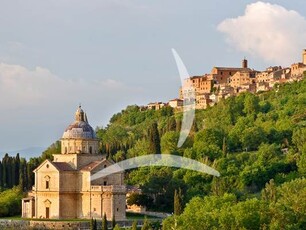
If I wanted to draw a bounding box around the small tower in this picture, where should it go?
[75,105,85,121]
[242,58,248,68]
[303,49,306,65]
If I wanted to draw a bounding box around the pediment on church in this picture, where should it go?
[33,159,60,173]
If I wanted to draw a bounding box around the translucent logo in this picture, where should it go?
[91,49,220,181]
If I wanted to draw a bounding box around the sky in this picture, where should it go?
[0,0,306,156]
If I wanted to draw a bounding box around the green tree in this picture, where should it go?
[167,117,176,132]
[0,186,23,217]
[240,126,266,151]
[269,178,306,229]
[292,128,306,152]
[113,224,121,230]
[297,148,306,176]
[141,217,151,230]
[127,139,150,158]
[261,179,276,203]
[148,122,161,154]
[112,214,116,230]
[90,218,97,230]
[102,213,108,230]
[243,93,260,115]
[161,131,179,154]
[0,160,2,188]
[194,128,224,149]
[174,188,183,215]
[131,220,138,230]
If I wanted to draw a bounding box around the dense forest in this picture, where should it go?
[96,78,306,229]
[0,142,60,217]
[0,77,305,229]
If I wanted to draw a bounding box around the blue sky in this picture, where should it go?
[0,0,306,155]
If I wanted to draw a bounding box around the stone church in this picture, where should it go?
[22,106,126,220]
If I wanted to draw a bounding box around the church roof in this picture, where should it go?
[62,106,96,139]
[81,161,102,171]
[52,162,75,171]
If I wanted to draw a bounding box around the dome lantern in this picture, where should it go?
[75,105,85,122]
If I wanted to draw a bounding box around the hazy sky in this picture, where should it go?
[0,0,306,154]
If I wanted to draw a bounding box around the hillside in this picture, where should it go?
[96,78,306,229]
[0,78,305,228]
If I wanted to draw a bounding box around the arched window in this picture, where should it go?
[89,146,92,154]
[65,147,67,154]
[45,176,50,189]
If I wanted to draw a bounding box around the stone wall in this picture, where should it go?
[0,219,153,230]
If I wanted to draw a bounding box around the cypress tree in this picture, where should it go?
[94,219,97,230]
[2,154,7,188]
[222,137,227,157]
[148,122,161,154]
[141,217,150,230]
[112,214,116,229]
[174,188,183,215]
[19,159,25,190]
[176,119,182,133]
[0,160,2,188]
[167,117,177,132]
[11,157,16,187]
[113,224,121,230]
[15,153,20,186]
[90,218,98,230]
[102,213,107,230]
[90,218,94,230]
[131,220,137,230]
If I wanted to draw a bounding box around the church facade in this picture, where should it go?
[22,106,126,220]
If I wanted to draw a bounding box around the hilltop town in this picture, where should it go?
[146,49,306,110]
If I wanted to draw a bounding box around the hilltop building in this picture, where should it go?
[145,49,306,111]
[22,106,126,220]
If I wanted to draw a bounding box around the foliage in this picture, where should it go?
[0,186,23,217]
[131,220,138,230]
[102,213,108,230]
[174,188,184,215]
[113,224,121,230]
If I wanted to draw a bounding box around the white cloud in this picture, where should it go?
[217,1,306,66]
[0,63,136,109]
[0,63,143,150]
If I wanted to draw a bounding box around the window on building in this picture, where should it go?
[104,181,107,186]
[45,176,50,189]
[89,146,92,154]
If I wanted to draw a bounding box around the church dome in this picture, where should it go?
[62,106,96,139]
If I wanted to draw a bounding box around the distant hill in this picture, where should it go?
[0,146,45,160]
